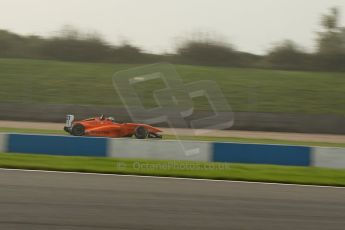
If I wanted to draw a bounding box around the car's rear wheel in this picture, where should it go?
[71,124,85,136]
[134,126,148,139]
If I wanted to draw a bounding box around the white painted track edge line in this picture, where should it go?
[0,167,344,189]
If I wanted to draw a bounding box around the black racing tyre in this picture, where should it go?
[71,124,85,136]
[134,126,148,139]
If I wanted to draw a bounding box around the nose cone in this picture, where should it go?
[147,126,162,133]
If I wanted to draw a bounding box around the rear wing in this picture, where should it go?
[65,115,75,128]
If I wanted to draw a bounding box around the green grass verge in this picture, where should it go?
[1,127,345,147]
[1,58,345,115]
[0,127,64,135]
[1,152,345,186]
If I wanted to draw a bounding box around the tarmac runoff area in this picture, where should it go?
[0,168,344,230]
[0,120,345,143]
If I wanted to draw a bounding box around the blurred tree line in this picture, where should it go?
[0,8,344,71]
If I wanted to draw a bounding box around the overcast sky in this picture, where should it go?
[1,0,345,54]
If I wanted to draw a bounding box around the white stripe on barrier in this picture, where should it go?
[313,147,345,169]
[0,133,8,152]
[108,139,212,162]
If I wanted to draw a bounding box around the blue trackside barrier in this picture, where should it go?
[1,133,345,168]
[212,142,312,166]
[7,134,107,157]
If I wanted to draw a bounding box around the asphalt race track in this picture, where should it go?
[0,169,344,230]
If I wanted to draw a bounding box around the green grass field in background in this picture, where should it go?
[1,58,345,115]
[1,152,345,186]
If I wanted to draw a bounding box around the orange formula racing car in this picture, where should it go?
[64,115,162,139]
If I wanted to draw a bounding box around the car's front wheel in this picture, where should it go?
[134,126,148,139]
[71,124,85,136]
